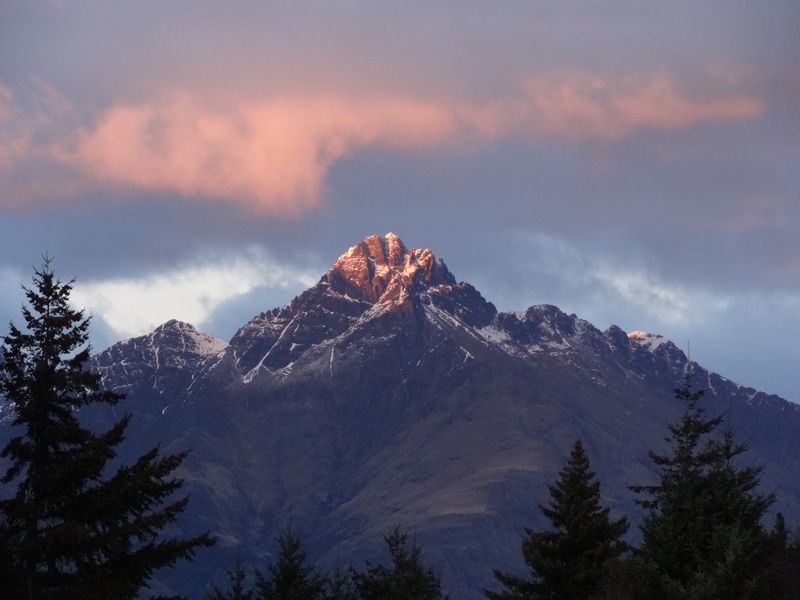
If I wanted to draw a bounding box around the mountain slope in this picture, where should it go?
[3,233,799,599]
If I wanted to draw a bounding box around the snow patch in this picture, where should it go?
[475,324,513,345]
[628,330,669,352]
[460,347,474,364]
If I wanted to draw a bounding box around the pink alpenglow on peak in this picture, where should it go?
[628,330,669,352]
[329,233,455,306]
[627,330,651,340]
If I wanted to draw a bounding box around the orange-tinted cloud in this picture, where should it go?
[2,71,764,212]
[518,72,763,139]
[70,95,460,212]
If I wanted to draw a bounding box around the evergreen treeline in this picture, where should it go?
[207,525,447,600]
[485,376,800,600]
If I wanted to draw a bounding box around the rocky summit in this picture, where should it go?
[4,233,800,599]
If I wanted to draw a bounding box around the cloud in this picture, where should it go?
[0,79,81,204]
[1,71,763,211]
[66,94,459,213]
[592,264,732,325]
[0,84,24,169]
[69,249,318,338]
[0,265,25,318]
[485,231,736,329]
[0,84,12,122]
[518,72,763,140]
[707,63,756,86]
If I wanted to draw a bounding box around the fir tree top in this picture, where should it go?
[487,440,628,600]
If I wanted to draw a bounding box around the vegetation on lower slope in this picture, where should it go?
[484,378,800,600]
[208,526,447,600]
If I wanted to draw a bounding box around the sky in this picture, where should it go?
[1,1,799,401]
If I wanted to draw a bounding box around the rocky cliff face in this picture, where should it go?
[92,319,227,400]
[329,232,456,305]
[3,233,798,599]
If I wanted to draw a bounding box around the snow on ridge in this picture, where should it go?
[627,330,669,352]
[473,322,531,355]
[474,323,513,345]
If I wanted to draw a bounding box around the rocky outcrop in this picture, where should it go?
[328,232,456,305]
[92,319,226,398]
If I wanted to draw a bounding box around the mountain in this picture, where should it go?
[92,318,227,410]
[5,233,800,599]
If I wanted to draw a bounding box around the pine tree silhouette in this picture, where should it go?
[487,440,628,600]
[632,375,774,598]
[353,525,447,600]
[255,529,325,600]
[0,259,213,599]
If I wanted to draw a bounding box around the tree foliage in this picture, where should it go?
[323,566,358,600]
[0,259,212,599]
[631,375,775,598]
[487,440,628,600]
[209,527,444,600]
[255,529,326,600]
[206,559,257,600]
[757,513,800,599]
[352,524,447,600]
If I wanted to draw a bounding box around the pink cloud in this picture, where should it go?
[518,72,763,139]
[69,95,460,212]
[2,71,764,211]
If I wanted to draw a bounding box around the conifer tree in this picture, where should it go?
[758,513,800,599]
[0,259,213,599]
[206,559,256,600]
[255,529,325,600]
[632,375,774,598]
[323,567,357,600]
[487,440,628,600]
[352,524,447,600]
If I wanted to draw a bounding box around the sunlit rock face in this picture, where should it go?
[3,233,799,600]
[329,232,456,305]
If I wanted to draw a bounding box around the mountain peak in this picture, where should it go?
[155,319,197,333]
[328,233,456,305]
[150,319,228,355]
